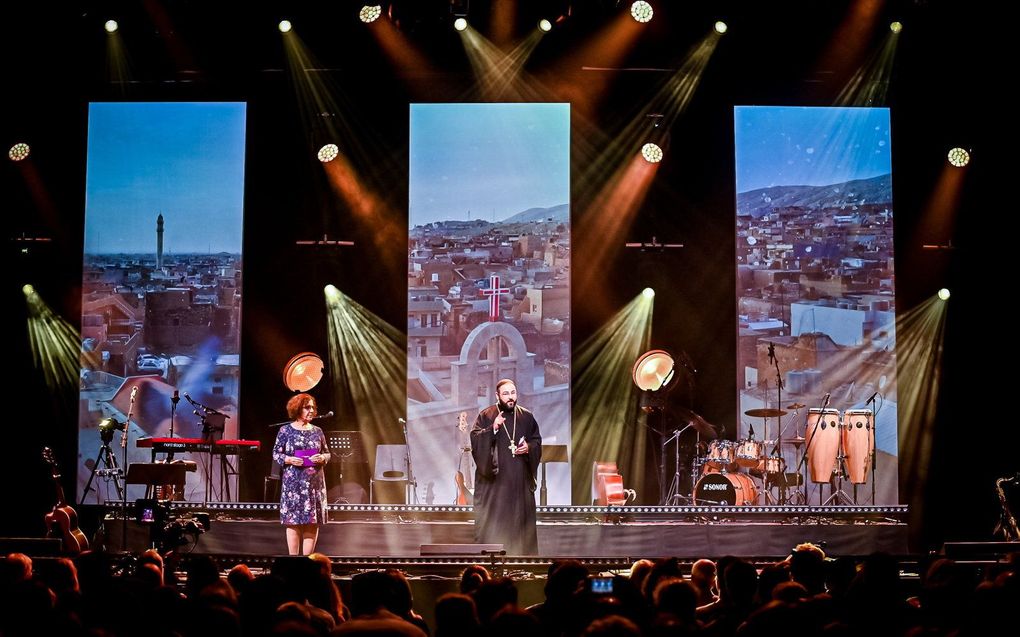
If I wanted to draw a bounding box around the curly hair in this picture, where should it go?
[286,393,317,420]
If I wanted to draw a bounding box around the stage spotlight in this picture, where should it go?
[97,417,126,444]
[317,143,340,163]
[642,288,655,299]
[279,20,293,33]
[23,284,35,295]
[641,142,663,164]
[938,288,951,301]
[360,5,382,23]
[714,21,728,34]
[454,17,468,31]
[283,352,325,392]
[8,143,30,162]
[633,349,674,412]
[630,1,654,24]
[104,20,118,33]
[539,19,553,32]
[947,147,970,167]
[890,21,903,34]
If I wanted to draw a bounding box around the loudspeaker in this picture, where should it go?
[370,479,407,504]
[420,543,504,556]
[940,541,1019,559]
[0,537,62,556]
[272,556,323,582]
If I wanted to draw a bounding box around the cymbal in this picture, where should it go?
[783,436,806,446]
[786,403,807,410]
[744,408,788,418]
[673,406,719,440]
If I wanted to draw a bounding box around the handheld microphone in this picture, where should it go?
[767,342,775,364]
[865,392,878,405]
[821,392,831,409]
[130,386,139,402]
[397,418,406,424]
[171,390,180,405]
[748,423,755,438]
[312,411,334,420]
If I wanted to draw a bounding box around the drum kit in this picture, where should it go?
[688,402,876,506]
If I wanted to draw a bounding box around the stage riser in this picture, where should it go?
[107,519,907,558]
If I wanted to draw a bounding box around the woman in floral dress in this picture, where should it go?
[273,393,331,555]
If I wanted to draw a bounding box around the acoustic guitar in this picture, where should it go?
[454,412,473,505]
[42,447,89,554]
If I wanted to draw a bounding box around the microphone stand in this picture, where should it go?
[169,392,180,439]
[120,387,138,552]
[869,393,879,505]
[767,344,788,505]
[399,419,419,505]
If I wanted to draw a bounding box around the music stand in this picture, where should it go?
[126,463,189,500]
[540,445,569,506]
[326,431,365,504]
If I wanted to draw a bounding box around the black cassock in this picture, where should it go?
[470,404,542,555]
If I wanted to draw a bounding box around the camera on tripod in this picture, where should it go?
[134,499,210,551]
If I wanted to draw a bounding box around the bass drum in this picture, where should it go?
[694,472,759,506]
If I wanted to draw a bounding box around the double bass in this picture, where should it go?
[42,447,89,554]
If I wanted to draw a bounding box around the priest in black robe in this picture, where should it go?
[470,379,542,555]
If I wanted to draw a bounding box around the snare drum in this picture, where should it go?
[705,440,736,470]
[695,472,759,506]
[842,409,875,484]
[805,408,841,483]
[735,438,764,467]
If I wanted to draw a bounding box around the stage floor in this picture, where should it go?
[101,503,909,560]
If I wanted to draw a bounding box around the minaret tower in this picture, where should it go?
[157,213,164,270]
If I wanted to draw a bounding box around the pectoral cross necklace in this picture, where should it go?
[503,407,518,454]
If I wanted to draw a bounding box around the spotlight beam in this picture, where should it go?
[571,292,655,504]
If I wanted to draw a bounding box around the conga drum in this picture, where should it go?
[842,409,875,484]
[805,408,840,483]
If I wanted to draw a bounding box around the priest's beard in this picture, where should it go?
[498,398,516,412]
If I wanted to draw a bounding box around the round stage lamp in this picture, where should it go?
[632,349,675,392]
[283,352,325,392]
[641,142,663,163]
[317,143,339,163]
[360,5,382,23]
[947,147,970,167]
[631,1,654,24]
[9,143,30,162]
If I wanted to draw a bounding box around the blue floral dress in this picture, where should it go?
[273,424,330,525]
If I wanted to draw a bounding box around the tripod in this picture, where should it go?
[80,437,124,505]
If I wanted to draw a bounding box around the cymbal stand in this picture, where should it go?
[780,406,805,505]
[663,423,694,505]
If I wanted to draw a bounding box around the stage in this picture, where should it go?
[101,502,909,562]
